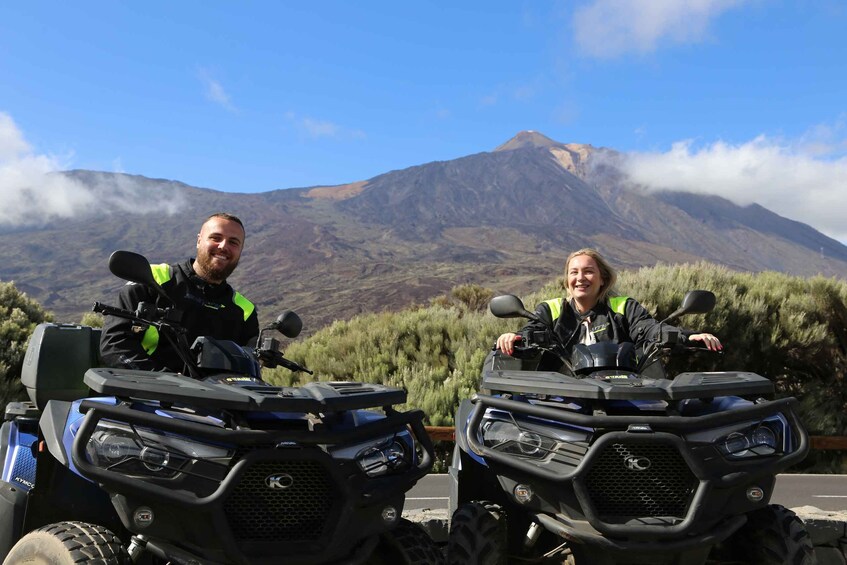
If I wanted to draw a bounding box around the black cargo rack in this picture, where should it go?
[84,368,407,412]
[482,370,774,401]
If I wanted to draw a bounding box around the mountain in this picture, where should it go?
[2,132,846,333]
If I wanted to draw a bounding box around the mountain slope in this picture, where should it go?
[1,132,845,332]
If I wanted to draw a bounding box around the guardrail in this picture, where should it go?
[424,427,847,450]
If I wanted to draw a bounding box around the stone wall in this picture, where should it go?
[794,507,847,565]
[406,506,847,564]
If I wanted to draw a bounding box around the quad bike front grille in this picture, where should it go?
[224,460,336,542]
[585,442,697,520]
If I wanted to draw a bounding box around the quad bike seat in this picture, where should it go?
[20,323,101,411]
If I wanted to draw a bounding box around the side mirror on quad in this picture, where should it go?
[270,310,303,338]
[489,294,541,322]
[660,290,716,324]
[107,250,171,304]
[256,310,313,374]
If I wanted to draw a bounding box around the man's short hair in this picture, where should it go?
[204,213,245,232]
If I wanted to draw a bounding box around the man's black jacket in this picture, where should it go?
[99,259,259,373]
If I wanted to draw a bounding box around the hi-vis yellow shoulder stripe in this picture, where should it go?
[233,292,254,322]
[150,263,172,284]
[609,296,629,315]
[140,264,172,355]
[544,298,563,320]
[543,296,629,320]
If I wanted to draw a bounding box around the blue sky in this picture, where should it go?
[1,1,846,241]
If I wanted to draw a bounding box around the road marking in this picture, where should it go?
[812,495,847,498]
[406,497,450,501]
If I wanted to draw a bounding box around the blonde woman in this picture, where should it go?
[496,248,721,358]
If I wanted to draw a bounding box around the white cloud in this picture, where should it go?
[480,94,498,107]
[302,117,340,138]
[432,105,451,120]
[479,80,542,109]
[286,112,365,140]
[616,129,847,242]
[83,171,187,216]
[0,112,185,228]
[197,68,237,112]
[0,113,93,227]
[573,0,745,58]
[0,113,31,160]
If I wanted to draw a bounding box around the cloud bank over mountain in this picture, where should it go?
[0,112,186,228]
[615,127,847,243]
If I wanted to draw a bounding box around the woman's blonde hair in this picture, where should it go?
[564,248,618,302]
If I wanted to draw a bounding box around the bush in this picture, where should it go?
[0,282,53,406]
[264,305,517,425]
[80,311,104,328]
[431,284,495,313]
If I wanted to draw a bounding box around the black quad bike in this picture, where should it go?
[0,250,444,565]
[447,291,815,565]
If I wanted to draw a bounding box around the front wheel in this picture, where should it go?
[369,518,445,565]
[3,521,130,565]
[720,504,817,565]
[447,501,507,565]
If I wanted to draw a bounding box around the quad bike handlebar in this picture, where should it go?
[94,250,312,379]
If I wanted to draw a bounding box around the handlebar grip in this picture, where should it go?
[278,355,314,375]
[259,349,314,375]
[92,302,135,319]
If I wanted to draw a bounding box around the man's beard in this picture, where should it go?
[196,249,239,282]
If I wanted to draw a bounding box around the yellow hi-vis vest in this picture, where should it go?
[543,296,629,322]
[140,264,255,355]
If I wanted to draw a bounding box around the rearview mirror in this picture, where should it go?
[489,294,540,322]
[272,310,303,339]
[660,290,716,324]
[108,250,171,304]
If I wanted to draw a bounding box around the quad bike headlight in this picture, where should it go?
[481,420,558,460]
[84,420,235,480]
[716,417,784,459]
[355,437,411,477]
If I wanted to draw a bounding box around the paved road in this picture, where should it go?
[406,473,847,513]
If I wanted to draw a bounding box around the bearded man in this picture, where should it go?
[99,213,259,372]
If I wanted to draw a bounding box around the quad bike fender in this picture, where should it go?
[37,400,75,468]
[0,479,28,558]
[0,420,10,473]
[452,399,475,457]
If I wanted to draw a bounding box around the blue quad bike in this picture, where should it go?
[447,291,815,565]
[0,251,444,565]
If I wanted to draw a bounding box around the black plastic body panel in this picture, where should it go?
[69,398,433,565]
[460,392,808,544]
[0,480,27,556]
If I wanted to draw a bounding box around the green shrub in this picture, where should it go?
[80,311,104,328]
[433,283,495,312]
[264,305,516,425]
[0,282,53,406]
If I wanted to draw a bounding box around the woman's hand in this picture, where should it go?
[687,333,723,351]
[496,332,522,356]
